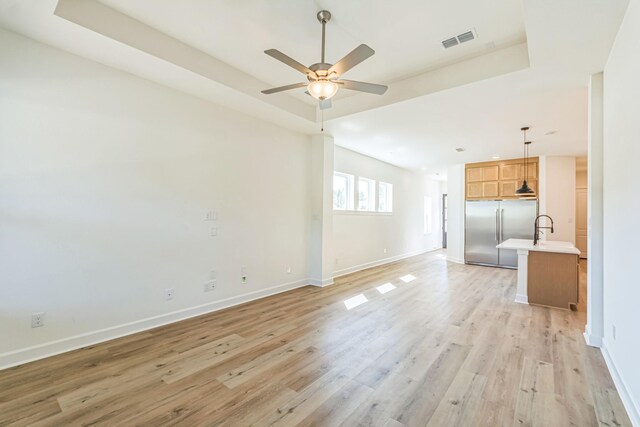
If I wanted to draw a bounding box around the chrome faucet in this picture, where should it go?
[534,215,554,246]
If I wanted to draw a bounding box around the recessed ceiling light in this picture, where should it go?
[545,130,558,135]
[492,156,501,159]
[455,148,465,152]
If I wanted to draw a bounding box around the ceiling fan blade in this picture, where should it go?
[261,82,307,95]
[264,49,315,76]
[328,44,374,77]
[336,79,388,95]
[319,98,332,110]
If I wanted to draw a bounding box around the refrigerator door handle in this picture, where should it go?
[500,208,504,242]
[495,209,499,241]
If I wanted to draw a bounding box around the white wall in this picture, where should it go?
[602,0,640,424]
[332,147,443,276]
[445,164,465,263]
[539,156,577,243]
[586,73,604,348]
[0,29,313,367]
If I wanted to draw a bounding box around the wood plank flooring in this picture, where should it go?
[0,251,631,426]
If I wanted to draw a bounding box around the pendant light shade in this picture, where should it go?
[516,126,535,195]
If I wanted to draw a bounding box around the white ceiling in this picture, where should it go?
[98,0,526,99]
[0,0,630,171]
[327,68,588,170]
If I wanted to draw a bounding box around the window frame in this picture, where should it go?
[378,181,393,213]
[333,171,355,211]
[357,176,377,212]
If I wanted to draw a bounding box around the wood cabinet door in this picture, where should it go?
[467,182,482,198]
[522,162,538,180]
[500,181,518,198]
[500,164,520,181]
[482,182,499,198]
[467,167,483,182]
[483,166,499,181]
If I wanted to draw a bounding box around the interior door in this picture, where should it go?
[576,188,588,258]
[499,199,537,267]
[465,200,499,265]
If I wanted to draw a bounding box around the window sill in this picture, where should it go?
[333,210,393,216]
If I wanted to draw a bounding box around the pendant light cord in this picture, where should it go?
[523,128,528,182]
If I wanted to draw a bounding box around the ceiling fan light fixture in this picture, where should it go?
[307,79,338,100]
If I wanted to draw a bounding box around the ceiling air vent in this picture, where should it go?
[441,29,477,49]
[457,31,475,43]
[442,37,459,49]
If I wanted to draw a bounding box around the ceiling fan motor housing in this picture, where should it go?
[308,63,333,81]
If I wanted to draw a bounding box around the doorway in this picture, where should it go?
[576,157,588,259]
[442,194,448,248]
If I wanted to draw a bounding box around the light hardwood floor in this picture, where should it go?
[0,251,631,426]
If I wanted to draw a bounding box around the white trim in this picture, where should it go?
[583,328,603,348]
[514,294,529,304]
[0,278,310,371]
[333,248,434,278]
[601,339,640,427]
[332,210,392,216]
[446,256,465,264]
[309,278,334,287]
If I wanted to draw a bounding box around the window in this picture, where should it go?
[358,177,376,211]
[333,172,354,210]
[424,196,433,234]
[378,182,393,212]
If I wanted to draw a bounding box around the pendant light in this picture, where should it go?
[515,126,535,194]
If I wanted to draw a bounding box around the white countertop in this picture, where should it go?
[497,238,581,255]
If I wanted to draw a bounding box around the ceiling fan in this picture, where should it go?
[261,10,388,110]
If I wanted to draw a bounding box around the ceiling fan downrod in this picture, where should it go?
[317,10,331,64]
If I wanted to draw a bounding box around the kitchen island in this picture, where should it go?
[497,238,581,309]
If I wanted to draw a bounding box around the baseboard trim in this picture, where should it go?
[601,339,640,427]
[332,248,436,278]
[514,294,529,304]
[309,278,334,287]
[446,256,465,264]
[0,278,311,371]
[583,330,603,348]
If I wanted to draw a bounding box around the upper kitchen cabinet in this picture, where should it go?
[466,158,538,200]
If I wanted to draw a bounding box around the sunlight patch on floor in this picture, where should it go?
[400,274,417,283]
[344,294,368,310]
[376,283,396,294]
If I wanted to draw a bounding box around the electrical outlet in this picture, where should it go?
[286,266,291,274]
[31,312,45,328]
[241,265,247,284]
[383,248,387,254]
[204,280,216,292]
[165,288,174,301]
[210,227,218,237]
[612,324,616,340]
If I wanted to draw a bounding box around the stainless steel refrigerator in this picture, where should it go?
[465,199,537,268]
